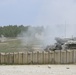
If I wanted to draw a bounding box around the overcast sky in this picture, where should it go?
[0,0,76,26]
[0,0,76,41]
[0,0,76,35]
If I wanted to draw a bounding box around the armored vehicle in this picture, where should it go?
[44,37,76,51]
[62,40,76,50]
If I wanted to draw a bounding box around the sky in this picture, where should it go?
[0,0,76,26]
[0,0,76,43]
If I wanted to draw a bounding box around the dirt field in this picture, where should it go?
[0,65,76,75]
[0,38,43,52]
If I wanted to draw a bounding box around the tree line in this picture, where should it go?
[0,25,29,37]
[0,25,43,37]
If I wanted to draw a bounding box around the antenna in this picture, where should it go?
[72,35,73,40]
[64,21,66,38]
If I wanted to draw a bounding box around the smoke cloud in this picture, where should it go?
[16,0,76,50]
[17,25,71,48]
[17,24,76,51]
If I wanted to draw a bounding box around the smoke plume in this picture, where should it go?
[17,24,76,51]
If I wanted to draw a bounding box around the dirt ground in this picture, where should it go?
[0,65,76,75]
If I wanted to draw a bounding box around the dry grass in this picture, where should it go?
[0,38,42,52]
[0,38,23,52]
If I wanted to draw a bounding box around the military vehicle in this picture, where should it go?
[62,40,76,50]
[44,37,76,51]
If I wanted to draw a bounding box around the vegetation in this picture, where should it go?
[0,25,44,52]
[0,38,20,52]
[0,25,44,37]
[0,25,29,37]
